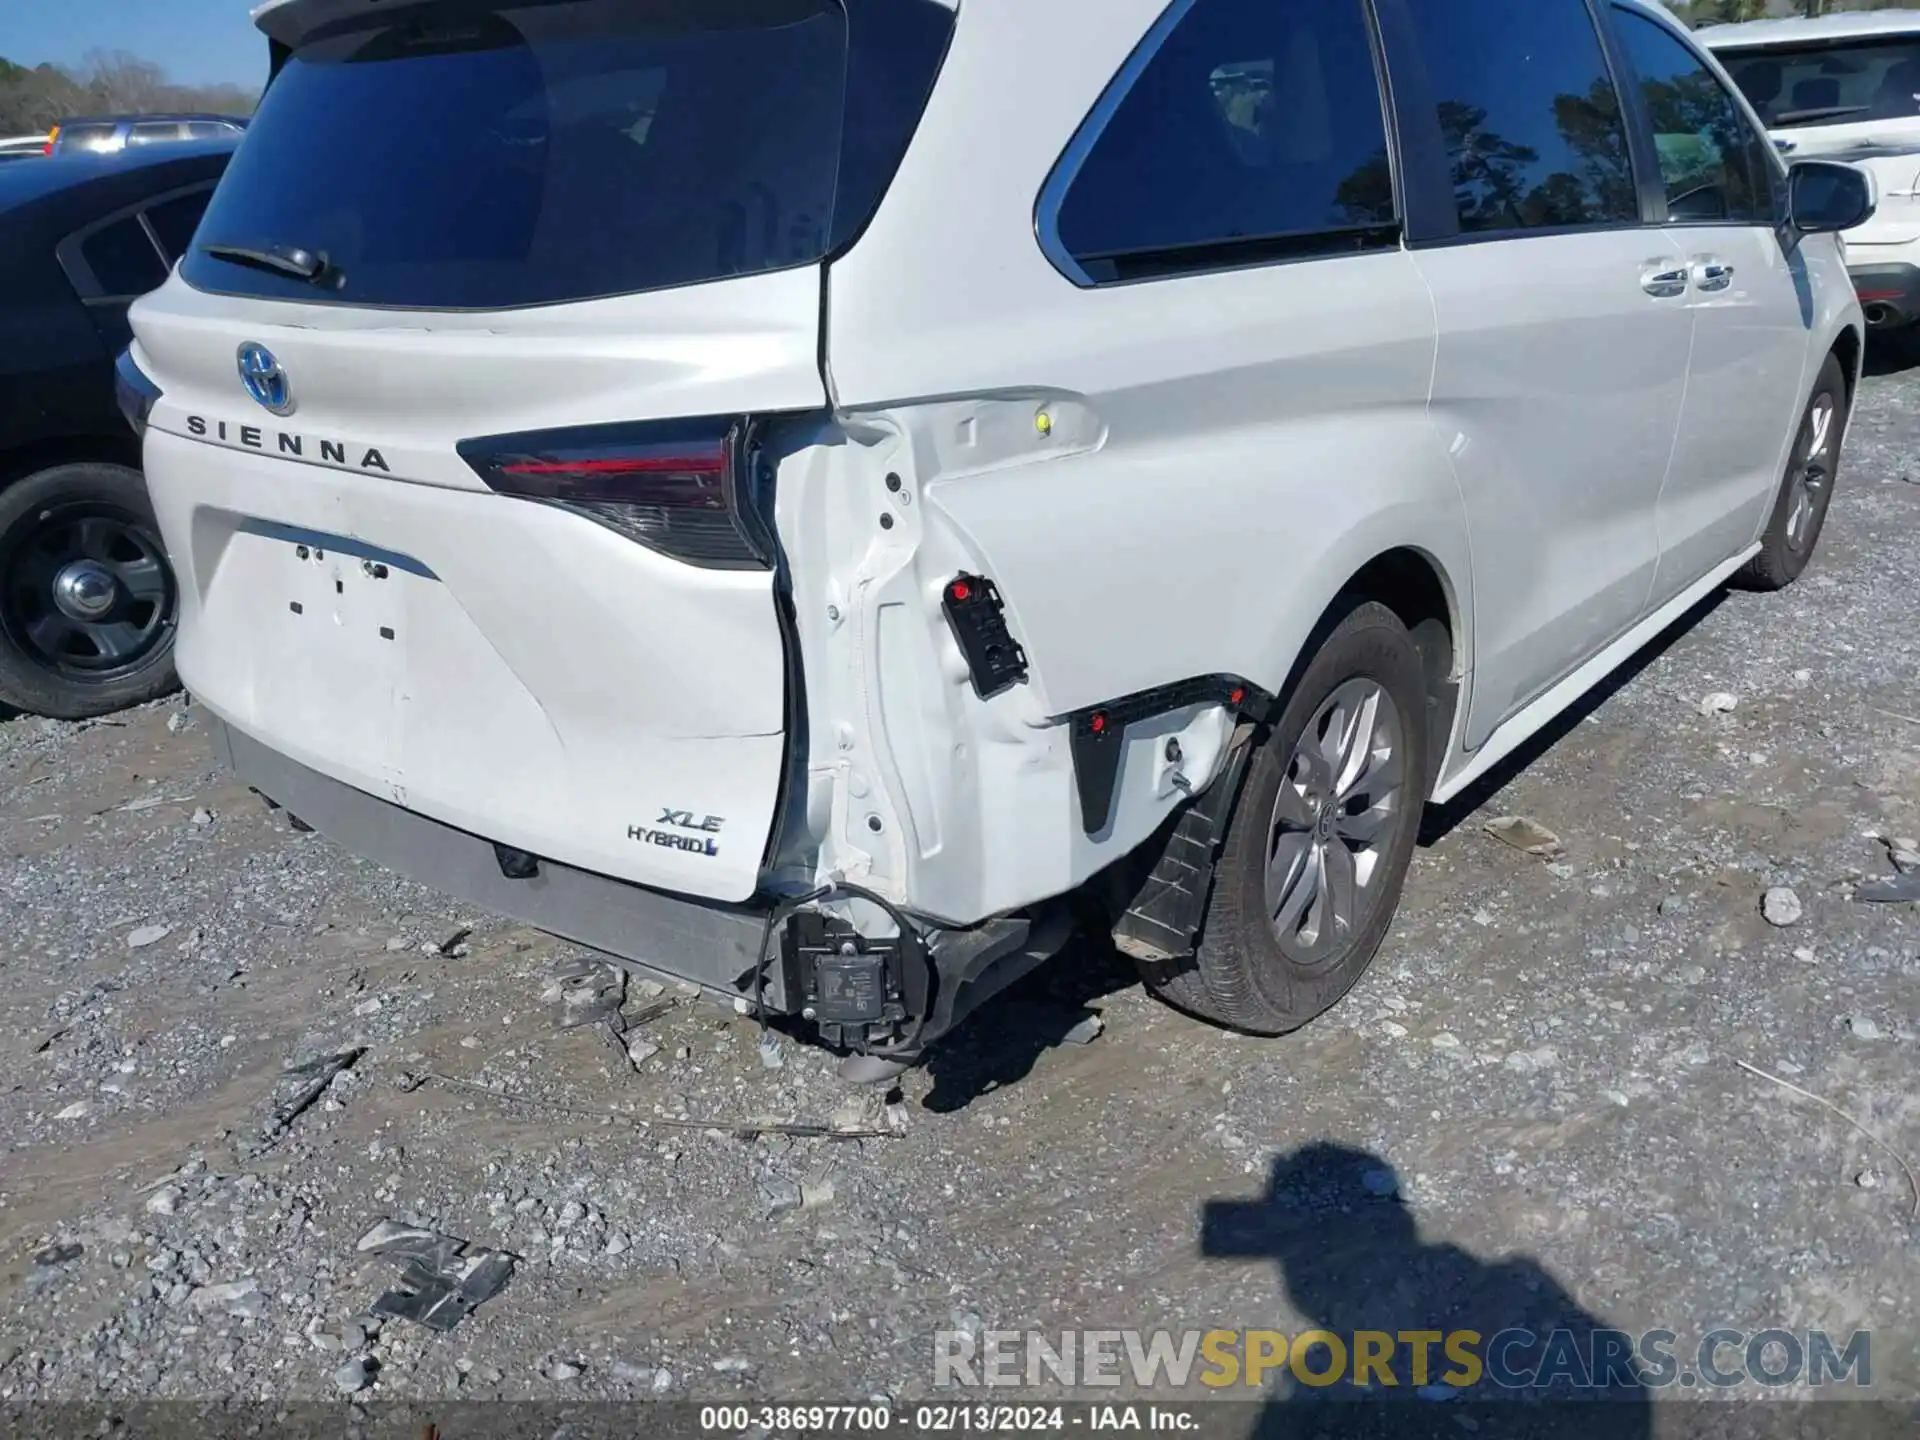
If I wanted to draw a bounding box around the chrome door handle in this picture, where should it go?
[1641,264,1689,298]
[1694,260,1735,292]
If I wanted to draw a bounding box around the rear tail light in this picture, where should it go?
[458,416,775,570]
[114,348,161,437]
[43,126,58,155]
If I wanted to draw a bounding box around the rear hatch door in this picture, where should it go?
[132,0,951,902]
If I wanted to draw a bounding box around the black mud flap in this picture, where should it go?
[1110,723,1256,966]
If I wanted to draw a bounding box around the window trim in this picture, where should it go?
[1367,0,1457,244]
[135,210,169,260]
[1406,216,1664,252]
[1388,0,1652,249]
[1032,0,1407,290]
[141,183,220,262]
[56,182,217,303]
[1606,2,1788,231]
[1590,0,1667,226]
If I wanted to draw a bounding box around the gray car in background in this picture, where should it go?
[45,114,246,157]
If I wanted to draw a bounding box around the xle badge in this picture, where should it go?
[628,808,726,857]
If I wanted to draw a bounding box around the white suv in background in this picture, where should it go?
[1703,10,1920,330]
[123,0,1870,1066]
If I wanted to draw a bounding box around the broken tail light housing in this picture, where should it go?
[457,416,775,570]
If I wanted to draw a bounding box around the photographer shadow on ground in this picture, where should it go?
[1200,1142,1650,1439]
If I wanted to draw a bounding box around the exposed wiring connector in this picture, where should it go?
[748,877,932,1056]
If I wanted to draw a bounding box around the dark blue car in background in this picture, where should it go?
[0,139,234,718]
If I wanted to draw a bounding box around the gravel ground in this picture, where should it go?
[2,362,1918,1413]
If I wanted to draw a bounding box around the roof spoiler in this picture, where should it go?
[252,0,380,51]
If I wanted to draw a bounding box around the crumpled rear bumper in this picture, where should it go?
[207,715,785,1005]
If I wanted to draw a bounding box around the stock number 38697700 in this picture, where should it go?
[698,1405,1069,1433]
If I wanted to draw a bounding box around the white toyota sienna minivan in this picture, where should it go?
[124,0,1872,1063]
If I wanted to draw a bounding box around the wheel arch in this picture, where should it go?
[1250,529,1472,801]
[0,433,141,491]
[1340,548,1464,768]
[1830,324,1863,406]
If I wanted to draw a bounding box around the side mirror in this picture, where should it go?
[1788,160,1877,234]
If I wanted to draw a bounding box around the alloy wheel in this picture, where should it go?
[1785,392,1836,554]
[1264,678,1407,968]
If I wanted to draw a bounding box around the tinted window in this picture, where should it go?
[1615,10,1775,224]
[127,121,188,146]
[182,0,951,311]
[1407,0,1637,233]
[1719,37,1920,129]
[145,190,214,261]
[1053,0,1395,283]
[184,120,241,139]
[79,217,167,295]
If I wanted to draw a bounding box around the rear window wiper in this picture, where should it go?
[199,241,334,284]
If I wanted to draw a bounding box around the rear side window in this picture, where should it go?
[1613,9,1776,224]
[1406,0,1638,234]
[79,217,167,295]
[183,0,951,311]
[184,120,241,140]
[1051,0,1396,284]
[146,189,215,261]
[127,122,188,146]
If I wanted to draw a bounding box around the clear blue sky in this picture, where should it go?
[4,0,265,88]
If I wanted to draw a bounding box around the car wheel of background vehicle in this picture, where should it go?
[1141,600,1429,1035]
[1740,352,1849,593]
[0,462,179,720]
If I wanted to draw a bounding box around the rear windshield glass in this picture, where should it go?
[1718,38,1920,130]
[183,0,950,310]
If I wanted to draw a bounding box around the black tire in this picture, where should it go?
[0,462,179,720]
[1141,601,1429,1034]
[1740,352,1849,592]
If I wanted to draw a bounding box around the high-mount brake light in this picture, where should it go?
[458,417,773,570]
